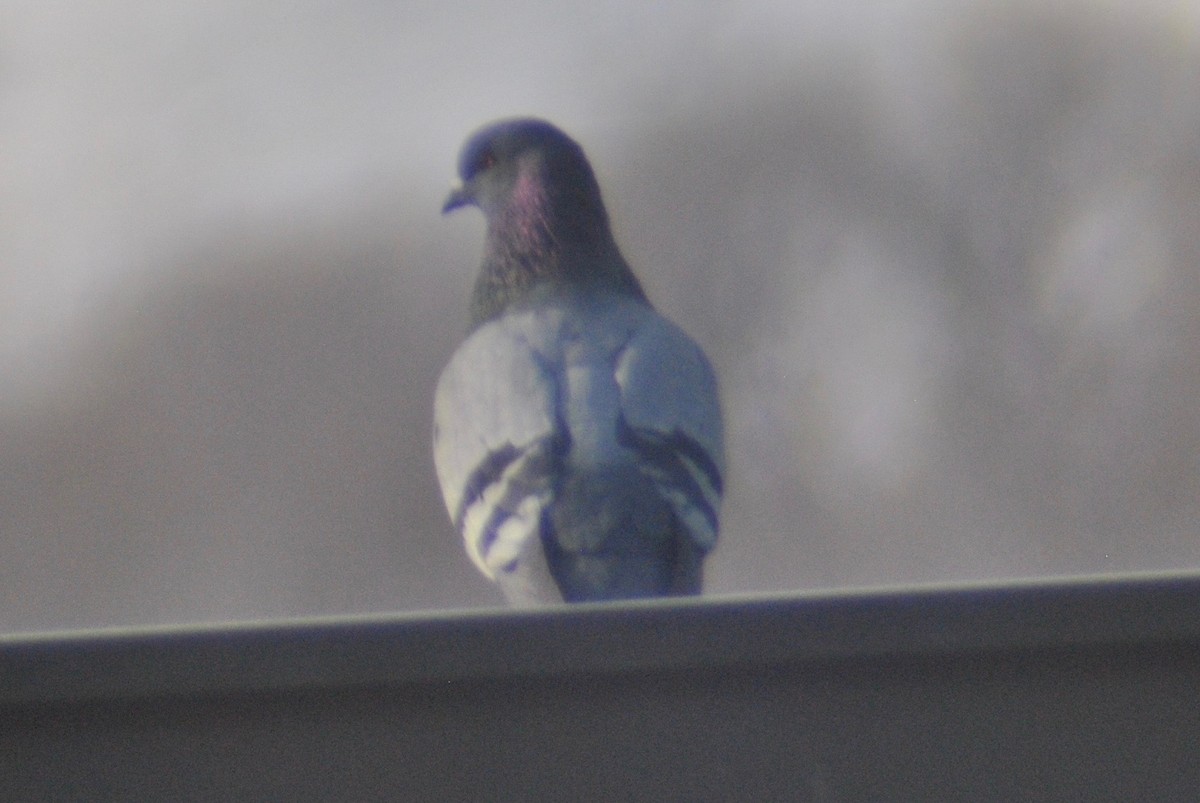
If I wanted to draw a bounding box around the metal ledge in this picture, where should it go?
[4,573,1200,799]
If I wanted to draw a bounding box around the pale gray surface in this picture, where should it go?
[2,2,1199,630]
[4,576,1200,800]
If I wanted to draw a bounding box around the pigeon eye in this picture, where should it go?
[472,150,497,176]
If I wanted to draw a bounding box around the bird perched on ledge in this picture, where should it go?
[434,118,724,606]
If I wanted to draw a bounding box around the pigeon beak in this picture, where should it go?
[442,183,473,214]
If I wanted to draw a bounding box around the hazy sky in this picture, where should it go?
[2,1,1198,631]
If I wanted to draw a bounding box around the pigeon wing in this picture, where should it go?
[432,318,565,602]
[615,314,725,553]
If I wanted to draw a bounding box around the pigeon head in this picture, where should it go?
[444,118,645,327]
[444,119,597,218]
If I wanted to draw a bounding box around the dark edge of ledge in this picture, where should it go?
[3,572,1200,707]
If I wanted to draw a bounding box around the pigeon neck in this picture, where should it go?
[469,171,646,328]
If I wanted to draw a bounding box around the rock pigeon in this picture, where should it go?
[434,118,724,605]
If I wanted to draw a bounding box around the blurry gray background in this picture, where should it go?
[2,2,1198,632]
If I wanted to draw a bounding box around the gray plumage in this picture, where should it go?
[434,118,724,605]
